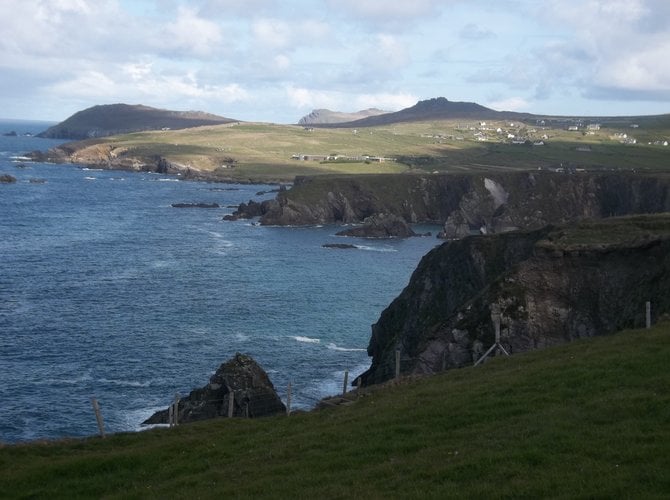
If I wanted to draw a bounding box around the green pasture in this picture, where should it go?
[2,323,670,498]
[68,116,670,182]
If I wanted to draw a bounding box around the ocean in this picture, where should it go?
[0,120,440,443]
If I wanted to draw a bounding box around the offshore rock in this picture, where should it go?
[336,213,417,238]
[0,174,17,183]
[171,202,220,208]
[223,199,278,221]
[143,353,285,424]
[360,214,670,386]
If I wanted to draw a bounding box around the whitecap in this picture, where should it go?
[84,176,96,180]
[97,378,153,388]
[234,332,250,341]
[355,245,398,253]
[292,336,321,344]
[327,342,366,352]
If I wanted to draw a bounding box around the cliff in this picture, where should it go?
[257,172,670,231]
[360,214,670,385]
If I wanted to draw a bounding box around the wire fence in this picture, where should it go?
[89,301,657,437]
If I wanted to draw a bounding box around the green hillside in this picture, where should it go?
[37,104,236,140]
[2,323,669,498]
[52,113,670,183]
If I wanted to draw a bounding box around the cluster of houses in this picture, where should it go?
[291,153,394,163]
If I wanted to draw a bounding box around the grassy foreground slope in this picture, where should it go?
[59,116,670,183]
[2,324,670,498]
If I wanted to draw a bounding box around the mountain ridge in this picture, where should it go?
[297,108,388,125]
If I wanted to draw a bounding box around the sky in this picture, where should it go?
[1,0,669,123]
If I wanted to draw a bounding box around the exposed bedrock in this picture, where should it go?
[255,172,670,234]
[358,214,670,386]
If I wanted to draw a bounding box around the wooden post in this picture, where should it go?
[91,398,105,438]
[228,391,235,418]
[646,301,651,329]
[357,377,362,399]
[395,348,401,379]
[342,370,349,396]
[173,394,180,427]
[286,382,292,416]
[168,403,174,428]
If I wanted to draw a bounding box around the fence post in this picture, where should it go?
[286,382,292,416]
[357,376,362,399]
[227,389,235,418]
[168,403,174,428]
[646,301,651,329]
[342,370,349,396]
[91,398,105,438]
[173,393,180,427]
[395,348,401,379]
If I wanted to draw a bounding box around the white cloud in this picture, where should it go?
[162,6,224,58]
[358,34,410,74]
[328,0,445,21]
[538,0,670,100]
[285,86,416,112]
[487,96,531,112]
[252,18,292,50]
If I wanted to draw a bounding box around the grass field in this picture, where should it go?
[2,322,669,498]
[66,116,670,182]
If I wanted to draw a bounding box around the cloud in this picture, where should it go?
[327,0,445,22]
[358,34,410,74]
[459,23,495,41]
[161,6,225,58]
[538,0,670,101]
[487,96,531,112]
[285,86,416,112]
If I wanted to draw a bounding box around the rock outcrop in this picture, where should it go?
[336,213,417,238]
[0,174,17,183]
[143,353,285,424]
[171,202,220,208]
[359,214,670,386]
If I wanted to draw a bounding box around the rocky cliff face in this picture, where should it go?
[258,172,670,234]
[360,215,670,386]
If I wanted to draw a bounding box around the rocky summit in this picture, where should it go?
[359,214,670,386]
[143,353,285,424]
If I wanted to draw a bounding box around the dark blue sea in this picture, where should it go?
[0,120,440,443]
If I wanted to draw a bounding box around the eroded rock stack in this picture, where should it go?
[143,353,285,424]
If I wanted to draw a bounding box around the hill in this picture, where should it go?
[34,98,670,183]
[1,322,669,497]
[297,108,388,125]
[321,97,528,127]
[37,103,237,140]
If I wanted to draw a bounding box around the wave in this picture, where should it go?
[327,342,366,352]
[82,167,103,171]
[84,176,96,180]
[355,245,398,253]
[97,378,155,388]
[292,336,321,344]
